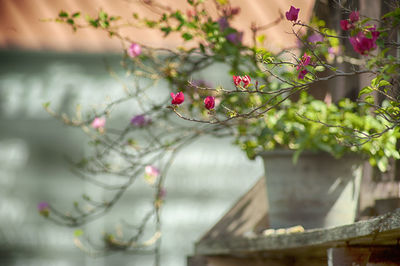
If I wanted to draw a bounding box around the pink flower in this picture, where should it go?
[298,69,308,79]
[308,33,323,43]
[145,165,160,177]
[296,53,311,71]
[349,11,359,23]
[131,114,151,127]
[144,165,160,185]
[285,6,300,22]
[340,20,353,31]
[233,75,242,86]
[349,26,379,55]
[128,43,142,58]
[170,92,185,105]
[38,201,50,217]
[204,96,215,110]
[38,201,49,211]
[91,117,106,129]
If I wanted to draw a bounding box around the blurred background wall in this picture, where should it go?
[0,1,313,265]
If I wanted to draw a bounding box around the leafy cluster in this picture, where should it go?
[236,93,400,171]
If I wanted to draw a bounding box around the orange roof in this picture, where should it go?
[0,0,315,53]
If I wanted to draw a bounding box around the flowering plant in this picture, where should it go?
[39,0,400,263]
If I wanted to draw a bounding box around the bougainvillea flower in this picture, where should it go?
[298,69,308,79]
[128,43,142,58]
[296,53,311,71]
[285,6,300,22]
[38,201,50,217]
[131,114,151,127]
[144,165,160,185]
[241,75,251,87]
[349,26,379,55]
[308,33,324,43]
[226,32,243,45]
[222,6,240,17]
[38,201,49,211]
[349,11,360,22]
[233,75,251,87]
[170,92,185,105]
[340,19,353,31]
[91,117,106,129]
[217,17,229,31]
[204,96,215,110]
[233,75,242,86]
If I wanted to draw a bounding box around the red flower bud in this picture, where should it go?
[170,92,185,105]
[204,96,215,110]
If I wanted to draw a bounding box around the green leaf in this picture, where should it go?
[182,32,193,41]
[74,229,83,237]
[314,66,325,72]
[72,12,80,18]
[67,19,74,25]
[42,102,51,108]
[99,10,108,20]
[59,11,68,18]
[199,43,205,53]
[359,86,373,97]
[378,80,391,87]
[364,95,375,105]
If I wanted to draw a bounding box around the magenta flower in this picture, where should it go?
[128,43,142,58]
[349,26,379,55]
[226,32,243,45]
[298,69,308,79]
[296,53,311,71]
[285,6,300,22]
[308,33,323,43]
[131,114,151,127]
[91,117,106,129]
[349,11,359,23]
[204,96,215,110]
[340,19,353,31]
[233,75,242,86]
[170,92,185,105]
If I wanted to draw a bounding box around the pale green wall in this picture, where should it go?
[0,51,263,266]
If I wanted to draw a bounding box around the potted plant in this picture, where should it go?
[234,92,400,229]
[38,2,400,262]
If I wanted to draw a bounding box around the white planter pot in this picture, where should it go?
[261,150,363,229]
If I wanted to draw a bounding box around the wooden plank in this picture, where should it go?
[196,210,400,256]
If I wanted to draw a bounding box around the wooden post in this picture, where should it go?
[327,247,400,266]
